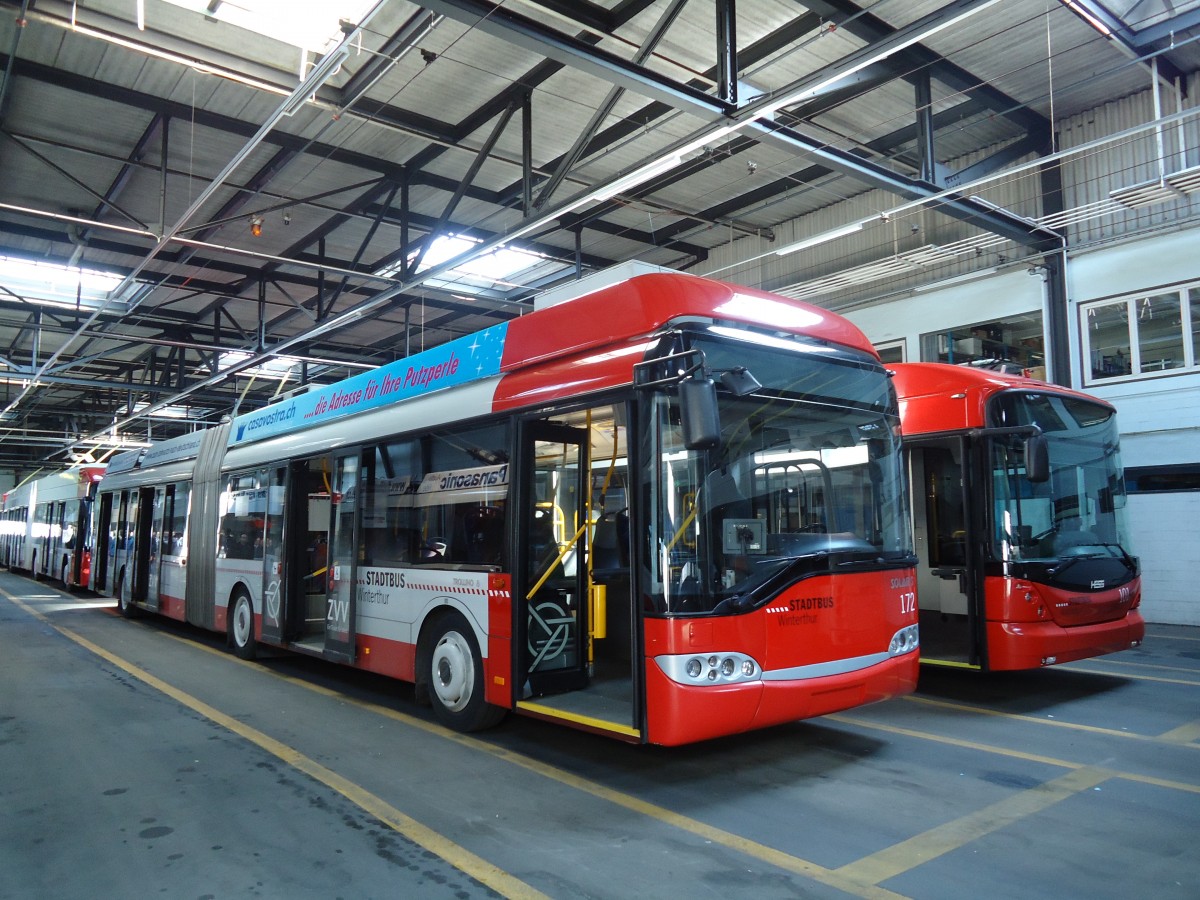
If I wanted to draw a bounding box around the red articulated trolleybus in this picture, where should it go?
[1,465,106,588]
[892,362,1144,671]
[93,266,919,745]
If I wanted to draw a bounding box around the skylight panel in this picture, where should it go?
[162,0,377,53]
[0,256,123,309]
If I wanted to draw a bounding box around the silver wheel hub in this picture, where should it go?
[431,630,474,713]
[233,598,252,645]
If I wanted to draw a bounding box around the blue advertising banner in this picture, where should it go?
[230,322,509,447]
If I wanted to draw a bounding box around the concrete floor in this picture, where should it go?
[1,570,1196,899]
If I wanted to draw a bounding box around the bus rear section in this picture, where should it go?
[894,363,1144,671]
[3,467,104,588]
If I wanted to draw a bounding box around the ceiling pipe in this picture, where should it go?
[1,1,389,425]
[107,0,389,300]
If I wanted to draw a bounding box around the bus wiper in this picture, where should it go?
[1049,556,1089,576]
[1093,542,1137,569]
[836,552,918,569]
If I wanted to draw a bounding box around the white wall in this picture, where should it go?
[841,269,1045,364]
[847,231,1200,625]
[1066,230,1200,625]
[1127,494,1200,626]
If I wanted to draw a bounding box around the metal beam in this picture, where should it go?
[419,0,737,116]
[1056,0,1186,86]
[429,0,1055,250]
[799,0,1050,136]
[715,0,737,105]
[534,0,687,209]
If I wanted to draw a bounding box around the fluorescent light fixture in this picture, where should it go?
[774,221,864,256]
[578,154,684,207]
[757,0,1002,119]
[1109,179,1181,209]
[1165,164,1200,194]
[501,154,684,243]
[1063,1,1113,37]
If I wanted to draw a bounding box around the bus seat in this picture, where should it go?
[590,508,629,574]
[463,505,504,565]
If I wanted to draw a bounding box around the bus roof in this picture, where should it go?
[227,270,876,448]
[891,362,1113,435]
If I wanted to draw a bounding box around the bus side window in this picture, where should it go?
[461,505,504,566]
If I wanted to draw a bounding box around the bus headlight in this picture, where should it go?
[656,652,762,686]
[888,625,919,656]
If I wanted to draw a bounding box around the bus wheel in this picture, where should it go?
[115,572,136,619]
[60,560,70,587]
[425,611,504,732]
[229,591,257,660]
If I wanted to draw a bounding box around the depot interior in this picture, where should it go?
[0,0,1197,627]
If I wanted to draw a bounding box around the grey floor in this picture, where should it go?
[2,570,1196,899]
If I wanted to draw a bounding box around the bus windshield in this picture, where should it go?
[987,391,1133,564]
[642,329,912,615]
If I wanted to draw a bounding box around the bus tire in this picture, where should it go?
[424,610,505,732]
[60,559,70,588]
[115,571,136,618]
[229,590,257,660]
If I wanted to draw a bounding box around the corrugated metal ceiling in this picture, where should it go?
[0,0,1194,466]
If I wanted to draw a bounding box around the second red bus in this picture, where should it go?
[893,362,1144,671]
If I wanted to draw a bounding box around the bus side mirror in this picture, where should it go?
[680,376,721,450]
[1025,433,1049,483]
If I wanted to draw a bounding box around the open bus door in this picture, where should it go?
[909,436,984,667]
[93,491,113,592]
[517,422,589,697]
[130,487,155,607]
[259,465,288,646]
[324,450,360,663]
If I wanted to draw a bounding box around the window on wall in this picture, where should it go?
[874,340,906,364]
[920,312,1045,376]
[1082,283,1198,384]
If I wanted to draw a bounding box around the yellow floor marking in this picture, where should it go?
[830,713,1200,795]
[829,713,1087,769]
[3,591,547,900]
[1060,665,1200,686]
[18,592,910,900]
[27,587,1200,897]
[1144,630,1200,643]
[160,632,907,898]
[1156,719,1200,745]
[903,695,1159,743]
[1071,658,1200,675]
[836,767,1112,887]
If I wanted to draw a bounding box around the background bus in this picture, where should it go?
[1,465,106,588]
[92,267,919,746]
[892,362,1144,671]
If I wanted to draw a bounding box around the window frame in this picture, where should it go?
[1080,282,1200,386]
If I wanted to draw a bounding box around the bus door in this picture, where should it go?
[46,502,64,580]
[324,451,360,663]
[93,494,113,592]
[909,437,980,666]
[259,466,288,645]
[112,490,135,600]
[518,422,589,697]
[130,487,156,606]
[144,486,166,611]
